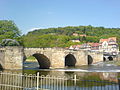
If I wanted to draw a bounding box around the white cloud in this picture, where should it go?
[28,28,41,31]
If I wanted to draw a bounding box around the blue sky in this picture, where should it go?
[0,0,120,34]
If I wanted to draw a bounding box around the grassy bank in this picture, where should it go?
[26,56,36,62]
[105,60,120,66]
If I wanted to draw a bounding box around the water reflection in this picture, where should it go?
[0,69,120,90]
[23,61,120,82]
[1,69,119,83]
[0,61,120,90]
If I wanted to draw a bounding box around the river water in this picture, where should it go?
[22,61,120,79]
[1,61,120,90]
[23,61,120,72]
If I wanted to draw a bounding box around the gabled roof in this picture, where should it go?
[108,37,116,42]
[99,37,116,43]
[99,39,108,43]
[99,37,117,45]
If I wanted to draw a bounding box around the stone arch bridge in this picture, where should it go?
[0,46,104,69]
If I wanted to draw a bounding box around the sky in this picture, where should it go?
[0,0,120,34]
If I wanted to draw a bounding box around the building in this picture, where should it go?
[69,45,81,50]
[79,34,86,37]
[71,39,80,42]
[69,37,119,54]
[72,33,79,36]
[91,43,100,50]
[99,37,119,55]
[80,43,91,50]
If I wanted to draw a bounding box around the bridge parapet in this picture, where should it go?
[0,47,105,69]
[24,48,44,51]
[0,47,5,51]
[87,50,103,63]
[24,47,67,52]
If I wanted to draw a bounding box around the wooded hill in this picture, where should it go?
[22,25,120,48]
[1,20,120,48]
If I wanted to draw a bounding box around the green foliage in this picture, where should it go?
[22,34,73,48]
[0,20,120,48]
[22,25,120,48]
[86,36,99,43]
[0,20,21,43]
[1,39,20,46]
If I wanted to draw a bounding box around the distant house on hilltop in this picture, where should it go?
[72,33,87,37]
[79,34,86,37]
[71,39,80,42]
[69,45,81,50]
[72,33,79,36]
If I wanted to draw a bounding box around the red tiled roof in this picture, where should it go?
[87,43,94,46]
[99,39,108,43]
[99,37,117,43]
[108,37,116,42]
[79,34,86,37]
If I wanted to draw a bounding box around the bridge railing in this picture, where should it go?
[0,72,119,90]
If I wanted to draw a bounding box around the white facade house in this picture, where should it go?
[99,37,119,55]
[69,37,119,55]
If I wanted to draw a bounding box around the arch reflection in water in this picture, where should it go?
[65,54,76,67]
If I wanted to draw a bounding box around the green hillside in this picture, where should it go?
[1,20,120,48]
[22,25,120,48]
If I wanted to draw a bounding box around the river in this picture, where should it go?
[1,61,120,90]
[2,61,120,80]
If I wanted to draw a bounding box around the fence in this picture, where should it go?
[0,72,120,90]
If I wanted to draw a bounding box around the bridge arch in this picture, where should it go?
[103,57,106,61]
[108,56,113,61]
[0,63,3,69]
[65,54,76,67]
[32,53,51,69]
[88,55,93,65]
[24,53,51,69]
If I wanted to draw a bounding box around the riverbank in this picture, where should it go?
[26,59,36,62]
[105,60,120,66]
[26,56,36,62]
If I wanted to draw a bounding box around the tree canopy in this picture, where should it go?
[1,39,20,46]
[0,20,21,42]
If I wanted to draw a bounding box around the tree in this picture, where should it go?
[0,20,21,42]
[1,39,20,46]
